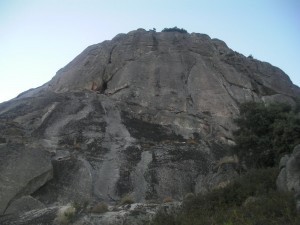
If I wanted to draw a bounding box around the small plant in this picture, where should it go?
[248,54,254,59]
[56,204,76,225]
[120,194,134,205]
[187,138,197,145]
[91,202,108,213]
[71,200,81,211]
[163,196,173,203]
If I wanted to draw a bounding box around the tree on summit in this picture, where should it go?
[161,26,187,33]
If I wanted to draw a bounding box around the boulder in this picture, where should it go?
[0,143,53,214]
[277,145,300,193]
[277,145,300,209]
[5,195,45,215]
[0,206,58,225]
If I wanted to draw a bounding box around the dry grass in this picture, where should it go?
[120,194,134,205]
[90,202,108,213]
[163,197,173,203]
[56,204,76,225]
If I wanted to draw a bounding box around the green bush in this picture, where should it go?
[90,202,108,213]
[56,204,76,225]
[151,168,300,225]
[119,194,134,205]
[161,26,188,33]
[233,101,300,168]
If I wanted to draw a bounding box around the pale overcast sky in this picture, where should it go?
[0,0,299,103]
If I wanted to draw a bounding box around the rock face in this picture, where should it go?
[0,29,299,223]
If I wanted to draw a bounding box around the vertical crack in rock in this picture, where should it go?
[151,33,158,51]
[184,56,197,108]
[211,61,241,108]
[185,58,196,85]
[108,45,117,64]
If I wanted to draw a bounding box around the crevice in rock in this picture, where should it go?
[185,60,196,85]
[100,81,108,94]
[210,62,243,106]
[221,81,239,106]
[183,57,196,109]
[103,62,126,87]
[107,83,129,96]
[151,33,158,51]
[108,45,117,64]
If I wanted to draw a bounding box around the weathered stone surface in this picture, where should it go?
[277,145,300,193]
[20,29,300,142]
[262,94,297,107]
[0,206,58,225]
[0,143,52,214]
[5,195,45,215]
[0,202,181,225]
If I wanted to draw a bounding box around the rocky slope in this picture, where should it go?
[0,28,299,224]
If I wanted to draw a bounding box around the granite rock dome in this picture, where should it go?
[0,28,299,224]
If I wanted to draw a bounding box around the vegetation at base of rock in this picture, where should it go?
[151,168,300,225]
[233,101,300,168]
[151,102,300,224]
[90,202,108,213]
[56,204,76,225]
[161,26,188,33]
[163,197,173,203]
[119,194,134,205]
[71,200,89,212]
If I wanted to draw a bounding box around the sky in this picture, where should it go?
[0,0,299,103]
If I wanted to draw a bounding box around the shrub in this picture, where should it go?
[163,196,173,203]
[161,26,188,33]
[151,168,300,225]
[71,200,89,212]
[91,202,108,213]
[187,138,197,144]
[248,54,254,59]
[56,204,76,225]
[233,102,300,168]
[120,194,134,205]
